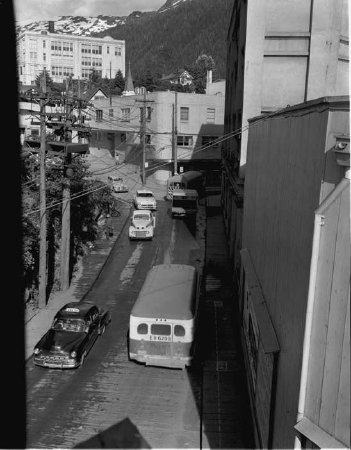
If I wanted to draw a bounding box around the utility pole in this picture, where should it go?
[137,88,154,185]
[60,80,72,291]
[172,103,175,171]
[141,87,146,185]
[174,90,178,175]
[38,68,47,308]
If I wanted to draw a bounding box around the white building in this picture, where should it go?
[88,90,225,185]
[17,25,125,85]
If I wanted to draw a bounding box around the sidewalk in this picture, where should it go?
[201,194,254,449]
[25,202,131,361]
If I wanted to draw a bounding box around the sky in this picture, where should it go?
[14,0,167,25]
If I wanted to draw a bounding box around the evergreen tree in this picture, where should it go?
[113,69,125,94]
[187,54,216,94]
[35,70,62,94]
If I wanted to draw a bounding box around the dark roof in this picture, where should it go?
[161,70,192,82]
[124,62,134,92]
[131,264,197,320]
[81,87,108,101]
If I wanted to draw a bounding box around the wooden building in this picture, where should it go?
[240,96,349,448]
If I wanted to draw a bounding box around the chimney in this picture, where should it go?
[206,69,213,91]
[48,21,55,33]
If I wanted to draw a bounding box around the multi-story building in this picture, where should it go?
[17,22,125,85]
[88,89,225,185]
[221,0,349,448]
[222,0,349,281]
[240,96,349,449]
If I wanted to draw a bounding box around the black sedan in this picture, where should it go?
[33,301,111,369]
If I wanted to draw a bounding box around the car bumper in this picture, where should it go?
[135,205,156,210]
[129,352,190,369]
[129,231,153,239]
[33,357,79,369]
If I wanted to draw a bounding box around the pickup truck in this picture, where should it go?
[133,189,157,210]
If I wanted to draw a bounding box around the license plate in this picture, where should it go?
[150,335,171,342]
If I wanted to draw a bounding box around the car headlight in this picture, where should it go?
[70,351,77,358]
[34,348,40,355]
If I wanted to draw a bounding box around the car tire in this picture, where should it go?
[80,351,87,367]
[99,324,106,336]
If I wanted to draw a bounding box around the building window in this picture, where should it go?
[96,110,103,121]
[145,134,151,144]
[139,106,152,122]
[206,108,215,123]
[107,46,109,54]
[147,107,152,121]
[202,136,219,148]
[121,108,130,122]
[109,109,114,117]
[20,67,23,75]
[180,107,189,122]
[43,53,46,61]
[177,135,193,146]
[43,41,46,48]
[121,133,126,143]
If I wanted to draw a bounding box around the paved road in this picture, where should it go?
[26,200,206,449]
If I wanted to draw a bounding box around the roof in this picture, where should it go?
[124,62,134,93]
[249,95,350,123]
[172,189,198,197]
[82,87,108,101]
[136,189,154,194]
[161,70,193,82]
[131,264,197,320]
[56,301,94,319]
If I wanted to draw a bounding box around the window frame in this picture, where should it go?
[180,107,189,122]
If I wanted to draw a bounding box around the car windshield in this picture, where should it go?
[134,214,149,220]
[52,318,86,332]
[137,193,153,198]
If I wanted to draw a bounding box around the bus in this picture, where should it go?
[166,170,204,200]
[129,264,200,369]
[171,189,198,217]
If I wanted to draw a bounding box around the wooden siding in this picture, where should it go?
[305,180,350,447]
[241,248,280,448]
[242,102,349,448]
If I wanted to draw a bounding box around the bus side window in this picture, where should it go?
[137,323,148,334]
[174,325,185,337]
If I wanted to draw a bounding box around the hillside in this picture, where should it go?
[94,0,233,79]
[16,0,234,80]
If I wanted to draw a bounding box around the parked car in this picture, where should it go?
[129,210,156,240]
[133,189,157,210]
[108,176,128,193]
[33,301,111,369]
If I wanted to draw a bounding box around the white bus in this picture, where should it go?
[129,264,200,369]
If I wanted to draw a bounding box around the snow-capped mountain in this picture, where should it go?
[17,15,131,36]
[15,0,192,36]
